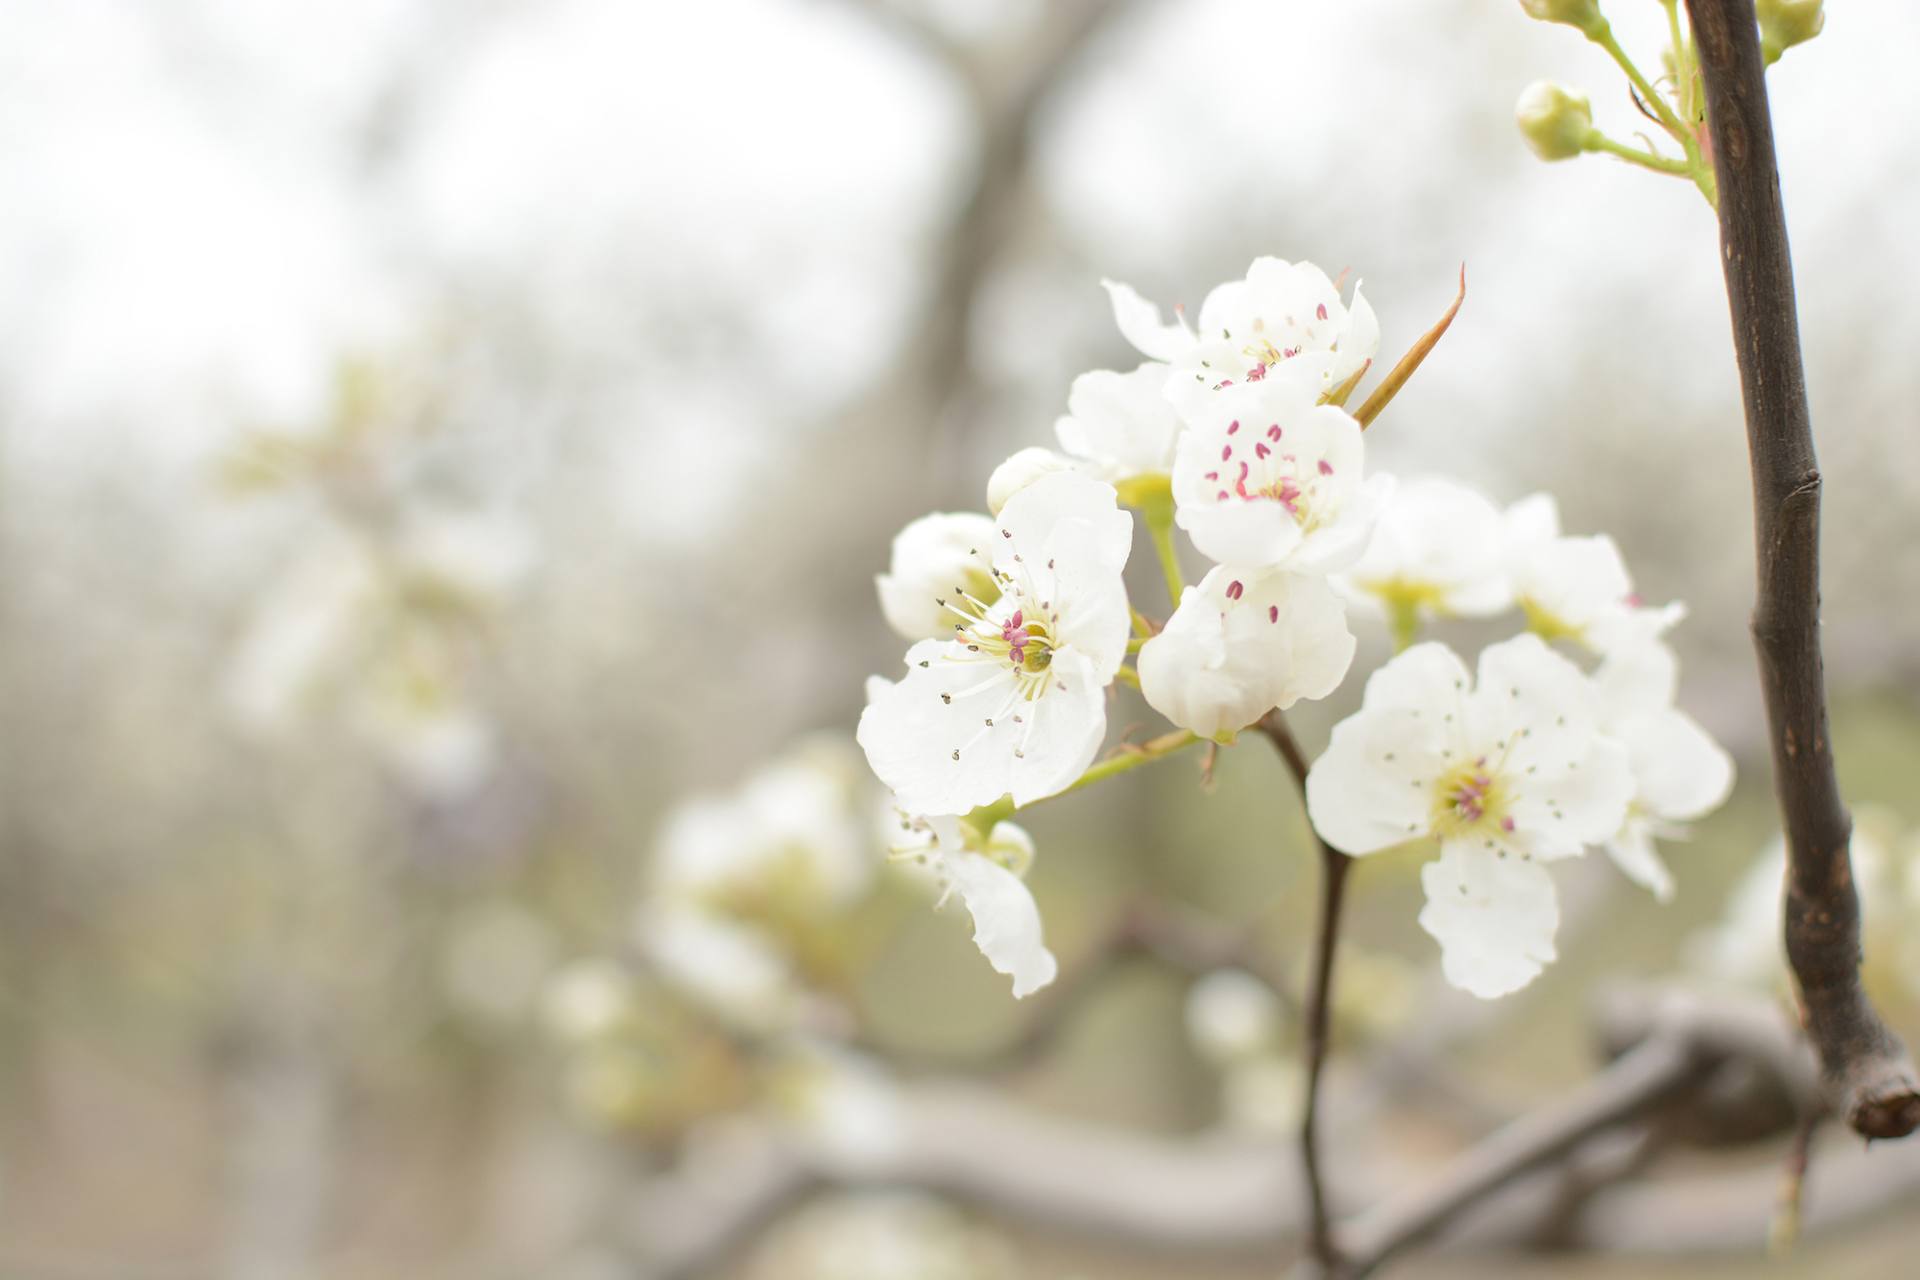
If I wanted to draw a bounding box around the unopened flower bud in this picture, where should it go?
[1757,0,1824,63]
[1515,82,1596,162]
[986,446,1075,515]
[1518,0,1604,34]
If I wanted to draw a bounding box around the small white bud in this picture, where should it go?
[985,447,1075,515]
[1515,82,1597,162]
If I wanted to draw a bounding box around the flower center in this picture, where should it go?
[1430,757,1515,841]
[1202,419,1337,527]
[939,572,1061,692]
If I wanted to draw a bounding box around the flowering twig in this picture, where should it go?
[1255,708,1350,1273]
[1683,0,1920,1142]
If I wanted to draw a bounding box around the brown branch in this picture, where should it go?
[1335,1032,1708,1279]
[1683,0,1920,1140]
[1255,709,1353,1273]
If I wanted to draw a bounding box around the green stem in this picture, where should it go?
[1147,511,1185,604]
[1590,21,1690,143]
[1386,597,1422,654]
[1067,729,1199,793]
[1590,19,1718,206]
[1588,132,1692,176]
[962,729,1201,840]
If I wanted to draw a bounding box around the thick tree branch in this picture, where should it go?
[1335,1031,1707,1279]
[1682,0,1920,1140]
[1256,709,1352,1273]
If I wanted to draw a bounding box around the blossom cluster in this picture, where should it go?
[545,737,904,1147]
[856,258,1734,1001]
[220,362,534,799]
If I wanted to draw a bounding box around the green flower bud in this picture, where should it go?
[1757,0,1824,63]
[1515,82,1597,162]
[1518,0,1604,35]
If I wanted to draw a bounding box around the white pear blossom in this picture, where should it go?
[985,447,1076,516]
[1592,642,1736,902]
[877,512,1002,642]
[859,473,1132,816]
[1053,363,1184,484]
[1505,493,1682,655]
[890,813,1058,998]
[1306,634,1634,997]
[652,746,872,913]
[1339,476,1512,639]
[1139,566,1355,741]
[1169,367,1390,573]
[1105,258,1379,407]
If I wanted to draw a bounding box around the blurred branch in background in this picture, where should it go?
[625,983,1920,1277]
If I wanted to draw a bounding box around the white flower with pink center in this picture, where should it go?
[1592,641,1736,902]
[1104,259,1378,410]
[888,812,1058,998]
[1169,368,1390,573]
[1138,566,1356,741]
[858,473,1132,816]
[1305,634,1634,998]
[1505,493,1683,655]
[1339,476,1513,637]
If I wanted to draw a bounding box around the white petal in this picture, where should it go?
[1306,643,1471,854]
[1594,640,1679,715]
[1621,707,1735,821]
[1469,632,1606,782]
[1604,819,1676,903]
[1338,282,1382,381]
[996,472,1132,575]
[946,850,1059,998]
[1102,278,1195,361]
[1506,734,1635,860]
[1055,363,1183,481]
[1503,492,1562,550]
[1418,843,1560,999]
[1037,510,1135,682]
[1517,534,1634,635]
[1140,567,1354,740]
[1291,469,1392,576]
[876,512,999,641]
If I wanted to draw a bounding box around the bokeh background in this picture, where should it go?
[5,1,1920,1277]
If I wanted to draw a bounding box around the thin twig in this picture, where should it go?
[1682,0,1920,1140]
[1256,709,1352,1273]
